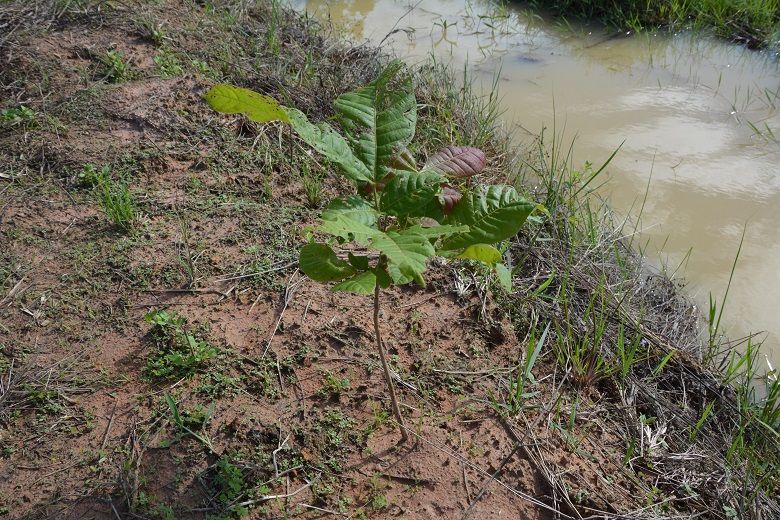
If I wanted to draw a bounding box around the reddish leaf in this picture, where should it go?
[439,184,462,214]
[359,172,396,194]
[390,148,417,172]
[424,146,486,178]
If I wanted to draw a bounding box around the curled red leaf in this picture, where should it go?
[439,184,462,215]
[424,146,486,178]
[359,172,396,194]
[389,148,417,172]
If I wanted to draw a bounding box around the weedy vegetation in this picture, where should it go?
[530,0,780,49]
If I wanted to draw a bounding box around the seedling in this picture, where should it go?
[0,106,35,127]
[164,394,214,452]
[204,62,536,441]
[100,50,133,83]
[76,163,109,187]
[144,310,217,380]
[154,48,184,78]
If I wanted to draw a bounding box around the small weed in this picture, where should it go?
[366,473,390,511]
[99,50,134,83]
[76,163,109,188]
[318,370,350,397]
[209,456,250,518]
[138,19,167,46]
[176,211,198,288]
[98,177,136,232]
[315,408,356,472]
[615,323,641,382]
[154,49,184,78]
[501,321,548,415]
[301,168,323,208]
[163,394,214,451]
[197,370,241,399]
[136,492,176,520]
[0,106,35,128]
[363,400,390,437]
[266,0,282,54]
[144,310,218,380]
[190,59,212,76]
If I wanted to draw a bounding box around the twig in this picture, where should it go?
[261,270,303,357]
[298,503,347,517]
[101,399,118,450]
[214,261,296,283]
[237,479,314,507]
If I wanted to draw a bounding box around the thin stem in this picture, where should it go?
[373,283,408,442]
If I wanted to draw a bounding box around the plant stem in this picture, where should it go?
[373,283,408,442]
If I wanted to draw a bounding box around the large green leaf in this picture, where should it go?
[402,224,469,239]
[203,84,290,123]
[286,108,372,184]
[318,214,434,286]
[495,262,512,291]
[332,271,376,295]
[319,213,382,246]
[381,170,444,217]
[299,243,356,281]
[442,185,534,250]
[322,195,378,227]
[334,61,416,185]
[456,244,502,265]
[373,231,434,286]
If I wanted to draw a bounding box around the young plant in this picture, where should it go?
[0,105,35,128]
[99,50,134,83]
[204,62,535,441]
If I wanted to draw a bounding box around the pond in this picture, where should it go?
[293,0,780,367]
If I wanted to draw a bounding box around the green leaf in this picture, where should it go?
[373,231,434,286]
[334,61,416,184]
[457,244,502,266]
[373,267,392,288]
[495,262,512,292]
[381,170,444,217]
[299,243,356,282]
[322,195,378,227]
[204,84,290,123]
[402,224,469,239]
[442,185,534,250]
[319,213,382,246]
[332,271,376,295]
[348,253,370,270]
[286,108,372,184]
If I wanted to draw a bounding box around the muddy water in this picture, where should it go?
[293,0,780,365]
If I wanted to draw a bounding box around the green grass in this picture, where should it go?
[530,0,780,48]
[97,174,137,232]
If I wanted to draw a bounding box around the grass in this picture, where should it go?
[97,174,137,232]
[530,0,780,48]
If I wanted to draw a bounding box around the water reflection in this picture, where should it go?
[295,0,780,363]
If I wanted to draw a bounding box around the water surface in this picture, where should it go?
[294,0,780,365]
